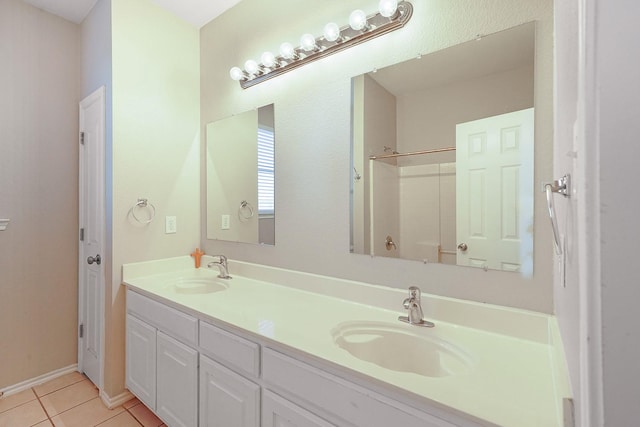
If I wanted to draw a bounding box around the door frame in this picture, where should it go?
[78,86,106,390]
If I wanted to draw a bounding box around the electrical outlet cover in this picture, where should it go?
[165,216,177,234]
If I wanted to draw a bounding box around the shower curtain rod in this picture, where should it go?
[369,146,456,160]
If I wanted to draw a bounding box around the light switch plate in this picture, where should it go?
[165,216,177,234]
[221,215,230,230]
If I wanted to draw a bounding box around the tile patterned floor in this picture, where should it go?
[0,372,166,427]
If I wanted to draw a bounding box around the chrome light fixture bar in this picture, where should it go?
[230,0,414,89]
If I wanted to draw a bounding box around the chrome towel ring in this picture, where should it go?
[238,200,254,221]
[132,198,156,224]
[543,174,570,255]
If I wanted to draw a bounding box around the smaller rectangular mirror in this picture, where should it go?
[206,104,275,245]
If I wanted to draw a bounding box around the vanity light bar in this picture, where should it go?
[229,0,414,89]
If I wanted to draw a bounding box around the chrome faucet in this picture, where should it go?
[207,255,231,279]
[398,286,434,328]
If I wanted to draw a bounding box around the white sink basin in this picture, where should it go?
[170,277,229,294]
[332,321,474,377]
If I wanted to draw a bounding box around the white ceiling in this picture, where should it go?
[21,0,242,27]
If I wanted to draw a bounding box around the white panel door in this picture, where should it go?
[262,390,336,427]
[200,354,260,427]
[78,87,106,388]
[456,108,534,272]
[125,314,157,411]
[157,332,198,427]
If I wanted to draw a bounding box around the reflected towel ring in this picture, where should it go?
[132,198,156,224]
[238,200,254,221]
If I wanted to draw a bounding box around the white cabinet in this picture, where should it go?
[125,314,156,410]
[262,348,458,427]
[262,390,336,427]
[126,290,198,427]
[126,288,475,427]
[199,352,260,426]
[157,331,198,427]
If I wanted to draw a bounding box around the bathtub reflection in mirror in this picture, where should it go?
[206,104,275,245]
[350,23,535,275]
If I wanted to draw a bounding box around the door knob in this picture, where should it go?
[457,243,468,252]
[87,254,101,265]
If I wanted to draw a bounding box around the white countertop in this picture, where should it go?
[122,256,570,427]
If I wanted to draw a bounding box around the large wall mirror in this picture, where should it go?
[351,22,535,275]
[206,104,275,245]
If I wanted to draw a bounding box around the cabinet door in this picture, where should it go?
[126,314,156,410]
[157,331,198,427]
[262,390,336,427]
[200,354,260,427]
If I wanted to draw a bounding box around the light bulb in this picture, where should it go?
[279,42,296,59]
[300,33,317,52]
[229,66,244,81]
[349,9,368,31]
[323,22,341,42]
[261,51,276,68]
[244,59,259,75]
[379,0,398,18]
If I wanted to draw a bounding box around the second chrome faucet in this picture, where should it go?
[207,255,232,279]
[398,286,435,328]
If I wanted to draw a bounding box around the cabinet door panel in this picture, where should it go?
[262,390,336,427]
[200,354,260,427]
[157,331,198,427]
[126,314,156,410]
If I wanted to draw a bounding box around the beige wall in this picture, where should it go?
[200,0,554,313]
[0,0,80,389]
[103,0,201,396]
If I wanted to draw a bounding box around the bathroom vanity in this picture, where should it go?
[123,256,569,427]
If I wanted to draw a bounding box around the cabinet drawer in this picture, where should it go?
[262,349,457,427]
[263,390,336,427]
[199,320,260,378]
[127,289,198,347]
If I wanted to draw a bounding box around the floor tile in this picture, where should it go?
[33,372,86,397]
[33,420,54,427]
[0,400,48,427]
[123,397,140,409]
[96,411,142,426]
[128,403,164,427]
[50,397,123,427]
[0,389,36,413]
[40,379,98,417]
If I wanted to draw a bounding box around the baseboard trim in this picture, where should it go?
[100,389,134,409]
[0,364,79,397]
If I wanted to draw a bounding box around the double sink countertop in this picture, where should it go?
[122,256,570,427]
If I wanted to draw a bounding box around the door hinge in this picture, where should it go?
[80,228,84,241]
[79,324,84,338]
[80,131,85,145]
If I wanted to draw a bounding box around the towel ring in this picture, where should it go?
[543,174,570,255]
[132,198,156,224]
[238,200,254,221]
